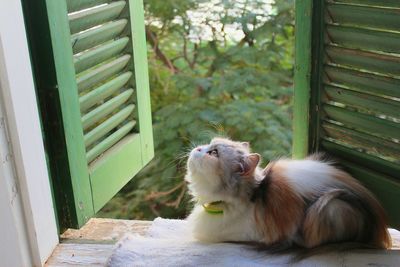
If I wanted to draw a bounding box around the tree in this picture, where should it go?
[98,0,294,219]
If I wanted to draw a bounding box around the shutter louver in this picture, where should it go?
[295,0,400,228]
[22,0,153,229]
[321,0,400,171]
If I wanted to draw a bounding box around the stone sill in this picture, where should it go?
[45,218,400,266]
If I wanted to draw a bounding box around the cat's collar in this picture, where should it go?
[202,201,224,215]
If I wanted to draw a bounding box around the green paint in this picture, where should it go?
[81,89,133,130]
[89,134,143,211]
[330,0,400,9]
[74,37,130,73]
[69,1,126,34]
[79,72,133,112]
[324,66,400,98]
[340,160,400,229]
[323,105,400,140]
[327,25,400,54]
[86,121,136,163]
[293,0,400,228]
[130,0,155,165]
[292,0,312,159]
[45,0,94,228]
[322,141,400,179]
[325,46,400,77]
[70,19,128,53]
[327,3,400,32]
[66,0,110,12]
[23,0,154,229]
[322,122,400,160]
[323,85,400,118]
[76,55,131,92]
[84,105,135,148]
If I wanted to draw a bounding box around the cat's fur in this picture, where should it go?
[185,137,391,251]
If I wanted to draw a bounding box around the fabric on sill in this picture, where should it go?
[107,218,400,267]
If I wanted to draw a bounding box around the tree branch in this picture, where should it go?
[146,27,180,74]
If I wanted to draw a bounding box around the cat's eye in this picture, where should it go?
[207,149,219,157]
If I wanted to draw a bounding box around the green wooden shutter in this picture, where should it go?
[22,0,154,229]
[294,0,400,228]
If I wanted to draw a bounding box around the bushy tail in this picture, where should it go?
[332,169,392,249]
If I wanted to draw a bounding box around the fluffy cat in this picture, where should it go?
[185,137,391,251]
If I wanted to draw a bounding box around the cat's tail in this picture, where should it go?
[331,170,392,249]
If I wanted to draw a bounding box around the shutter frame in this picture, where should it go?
[130,0,154,165]
[293,0,313,158]
[46,0,94,228]
[22,0,154,230]
[294,0,400,228]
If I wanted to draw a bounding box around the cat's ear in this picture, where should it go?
[239,153,260,176]
[241,142,250,148]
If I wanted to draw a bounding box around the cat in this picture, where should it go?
[185,137,391,252]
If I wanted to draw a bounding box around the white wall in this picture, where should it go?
[0,0,59,266]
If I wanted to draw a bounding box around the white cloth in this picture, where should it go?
[107,218,400,267]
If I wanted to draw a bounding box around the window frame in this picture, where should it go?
[0,0,58,265]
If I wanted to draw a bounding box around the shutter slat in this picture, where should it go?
[324,85,400,118]
[293,0,400,229]
[71,19,128,54]
[326,25,400,54]
[86,120,135,162]
[74,37,129,74]
[80,71,132,112]
[328,0,400,8]
[322,122,400,161]
[321,140,400,178]
[338,160,400,226]
[84,104,134,148]
[324,66,400,98]
[76,54,130,92]
[67,0,110,13]
[69,1,126,34]
[323,104,400,140]
[82,89,133,130]
[325,46,400,77]
[326,3,400,32]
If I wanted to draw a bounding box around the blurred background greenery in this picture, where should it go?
[98,0,294,220]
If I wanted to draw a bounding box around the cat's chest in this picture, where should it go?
[187,205,261,243]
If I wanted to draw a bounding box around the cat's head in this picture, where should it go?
[185,137,260,203]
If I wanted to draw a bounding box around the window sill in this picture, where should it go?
[45,218,151,266]
[45,218,400,266]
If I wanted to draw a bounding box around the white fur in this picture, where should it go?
[185,145,223,203]
[185,145,262,243]
[277,159,342,196]
[187,203,262,243]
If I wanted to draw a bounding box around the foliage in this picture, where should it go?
[98,0,294,220]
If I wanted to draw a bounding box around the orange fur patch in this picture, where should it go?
[254,163,304,244]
